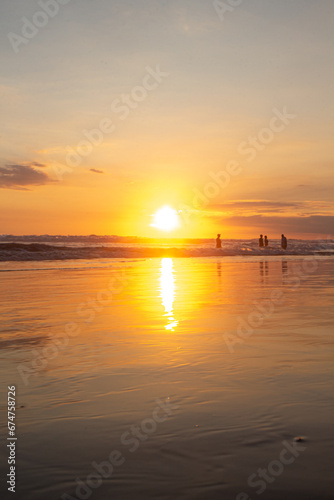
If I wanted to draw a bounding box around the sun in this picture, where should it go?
[151,206,180,232]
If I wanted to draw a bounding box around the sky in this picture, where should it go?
[0,0,333,238]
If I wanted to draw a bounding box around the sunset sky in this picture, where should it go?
[0,0,333,238]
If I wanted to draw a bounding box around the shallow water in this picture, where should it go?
[0,257,333,499]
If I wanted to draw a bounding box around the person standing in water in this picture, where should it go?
[281,234,288,250]
[264,235,269,247]
[259,234,264,247]
[216,234,222,248]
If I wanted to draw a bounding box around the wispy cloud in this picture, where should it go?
[0,163,54,190]
[219,214,334,236]
[90,169,104,174]
[211,200,302,215]
[208,200,334,217]
[30,162,47,168]
[197,200,334,235]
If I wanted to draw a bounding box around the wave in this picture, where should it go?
[0,240,333,261]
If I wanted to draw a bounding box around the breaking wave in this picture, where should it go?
[0,239,333,261]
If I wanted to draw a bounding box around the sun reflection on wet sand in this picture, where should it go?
[159,258,178,331]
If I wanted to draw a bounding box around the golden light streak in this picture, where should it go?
[159,258,178,331]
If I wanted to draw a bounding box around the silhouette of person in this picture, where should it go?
[264,235,269,247]
[259,234,264,247]
[281,234,288,250]
[216,234,222,249]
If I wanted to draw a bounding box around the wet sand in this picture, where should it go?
[0,257,333,499]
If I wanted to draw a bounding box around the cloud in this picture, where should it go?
[208,200,334,217]
[209,213,334,236]
[89,169,104,174]
[30,162,47,168]
[210,200,302,215]
[0,164,53,190]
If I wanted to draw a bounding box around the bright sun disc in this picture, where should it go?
[151,206,180,232]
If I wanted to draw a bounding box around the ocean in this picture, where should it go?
[0,236,333,262]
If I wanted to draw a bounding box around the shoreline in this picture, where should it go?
[1,242,333,262]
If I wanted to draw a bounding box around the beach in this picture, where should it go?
[0,255,333,499]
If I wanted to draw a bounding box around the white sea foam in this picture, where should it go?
[0,237,333,261]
